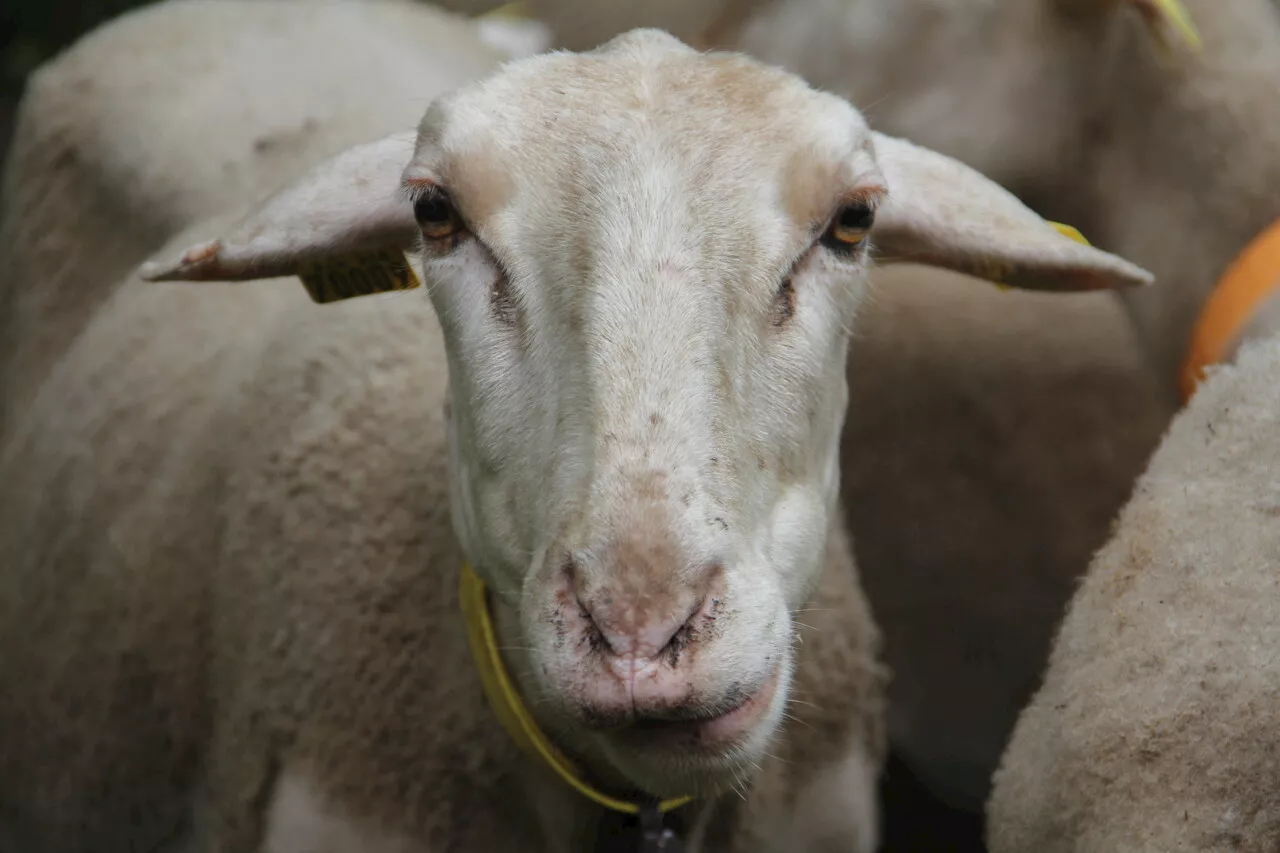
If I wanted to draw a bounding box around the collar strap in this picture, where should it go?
[1179,218,1280,403]
[459,563,693,816]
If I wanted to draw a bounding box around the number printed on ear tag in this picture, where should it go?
[297,248,422,304]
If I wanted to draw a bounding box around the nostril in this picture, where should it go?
[660,593,708,661]
[566,558,615,655]
[660,623,693,666]
[577,596,612,655]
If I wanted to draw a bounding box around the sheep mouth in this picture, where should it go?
[619,665,780,750]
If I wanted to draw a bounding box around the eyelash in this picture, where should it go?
[409,186,467,249]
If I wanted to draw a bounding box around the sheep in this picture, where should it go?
[0,0,506,439]
[986,332,1280,851]
[505,0,1179,813]
[0,0,1177,822]
[492,0,736,54]
[0,17,1157,852]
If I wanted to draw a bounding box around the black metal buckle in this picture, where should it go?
[637,801,684,853]
[592,798,686,853]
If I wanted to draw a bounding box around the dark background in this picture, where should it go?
[2,0,157,162]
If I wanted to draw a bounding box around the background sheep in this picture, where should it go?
[987,333,1280,851]
[0,9,1154,850]
[0,0,504,437]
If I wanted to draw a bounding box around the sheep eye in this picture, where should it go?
[413,191,463,240]
[822,201,876,252]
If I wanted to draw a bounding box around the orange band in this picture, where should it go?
[1180,218,1280,403]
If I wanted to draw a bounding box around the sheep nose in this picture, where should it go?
[580,592,705,664]
[571,565,719,668]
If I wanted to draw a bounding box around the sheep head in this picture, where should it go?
[140,28,1151,800]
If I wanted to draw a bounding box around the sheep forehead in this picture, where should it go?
[448,28,867,147]
[412,29,875,252]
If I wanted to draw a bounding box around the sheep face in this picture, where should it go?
[414,30,879,796]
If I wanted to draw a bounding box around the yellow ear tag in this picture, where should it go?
[1136,0,1204,55]
[1048,221,1092,246]
[297,248,422,305]
[982,259,1015,292]
[993,221,1091,291]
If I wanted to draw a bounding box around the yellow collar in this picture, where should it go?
[459,563,693,816]
[1180,218,1280,403]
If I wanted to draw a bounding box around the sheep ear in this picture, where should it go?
[138,134,422,303]
[869,133,1154,292]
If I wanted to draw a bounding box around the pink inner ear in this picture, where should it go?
[181,241,222,267]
